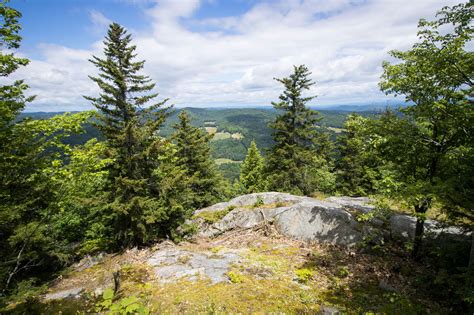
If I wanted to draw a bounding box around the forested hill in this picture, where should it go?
[20,107,380,151]
[19,107,379,181]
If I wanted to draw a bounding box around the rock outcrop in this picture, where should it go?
[148,248,241,284]
[191,192,470,247]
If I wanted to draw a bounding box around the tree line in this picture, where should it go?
[0,0,472,308]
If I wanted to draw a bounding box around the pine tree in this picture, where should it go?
[85,23,172,248]
[240,140,266,193]
[266,65,334,195]
[172,111,224,209]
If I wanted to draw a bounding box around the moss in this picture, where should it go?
[147,278,322,313]
[193,205,235,224]
[193,210,227,224]
[210,246,224,254]
[246,248,290,275]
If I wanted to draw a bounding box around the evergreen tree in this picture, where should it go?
[172,111,225,209]
[0,1,91,296]
[335,114,382,196]
[240,140,266,193]
[85,23,172,248]
[266,65,334,195]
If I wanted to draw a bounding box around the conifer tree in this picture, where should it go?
[335,114,382,196]
[85,23,172,248]
[240,140,266,193]
[266,65,334,195]
[172,111,224,209]
[0,1,91,295]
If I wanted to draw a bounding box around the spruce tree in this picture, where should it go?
[240,140,266,193]
[172,111,224,209]
[85,23,172,248]
[266,65,334,195]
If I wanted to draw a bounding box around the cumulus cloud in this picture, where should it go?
[13,0,462,111]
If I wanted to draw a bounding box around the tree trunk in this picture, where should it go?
[412,216,425,260]
[469,233,474,270]
[412,199,430,261]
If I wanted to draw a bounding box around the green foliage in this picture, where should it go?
[217,162,241,182]
[172,111,228,210]
[336,114,382,196]
[337,266,349,278]
[96,288,149,315]
[170,222,199,242]
[295,268,314,283]
[84,23,175,248]
[0,1,99,297]
[377,2,473,257]
[227,271,244,283]
[240,140,267,193]
[266,65,334,195]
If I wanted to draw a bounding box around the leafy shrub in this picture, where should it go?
[227,271,244,283]
[337,266,350,278]
[96,288,149,315]
[295,268,314,283]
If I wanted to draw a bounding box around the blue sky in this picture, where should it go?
[6,0,462,112]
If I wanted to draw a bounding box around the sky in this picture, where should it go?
[7,0,463,112]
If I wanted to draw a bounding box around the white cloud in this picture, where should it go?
[13,0,463,111]
[89,10,112,29]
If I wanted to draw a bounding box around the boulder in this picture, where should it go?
[194,192,366,246]
[43,287,83,301]
[389,214,470,242]
[193,192,470,248]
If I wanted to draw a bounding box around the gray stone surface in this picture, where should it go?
[43,287,83,301]
[320,304,341,315]
[275,201,362,245]
[389,214,469,241]
[147,248,240,284]
[72,252,106,272]
[195,192,365,246]
[195,192,311,214]
[194,192,470,247]
[325,196,374,213]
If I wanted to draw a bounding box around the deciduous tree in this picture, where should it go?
[378,2,473,259]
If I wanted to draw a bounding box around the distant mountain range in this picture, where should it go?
[23,101,408,115]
